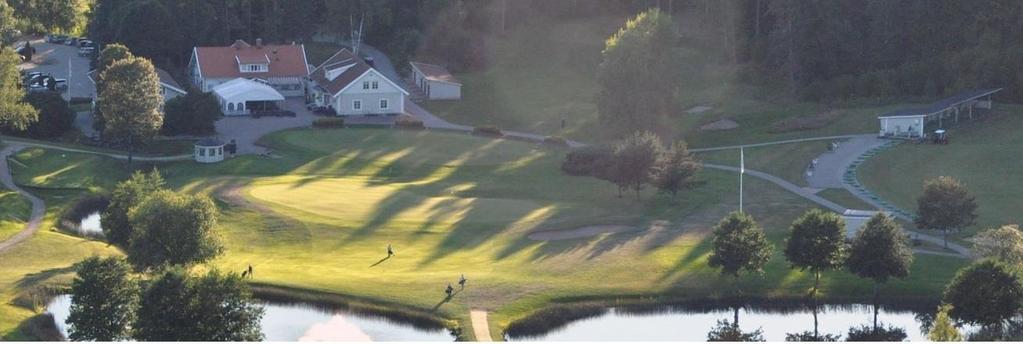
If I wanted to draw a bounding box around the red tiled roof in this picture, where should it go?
[410,61,460,85]
[309,49,372,95]
[194,40,309,79]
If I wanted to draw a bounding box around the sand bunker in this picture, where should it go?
[699,119,739,131]
[686,105,714,114]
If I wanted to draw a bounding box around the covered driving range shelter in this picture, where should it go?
[878,88,1002,139]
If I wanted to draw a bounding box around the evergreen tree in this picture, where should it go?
[928,304,962,342]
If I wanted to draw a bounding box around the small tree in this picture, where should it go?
[928,304,962,342]
[915,176,977,248]
[708,211,773,324]
[846,213,913,329]
[127,190,222,270]
[707,319,764,342]
[67,256,138,341]
[161,91,223,136]
[0,48,38,131]
[972,225,1023,266]
[943,259,1023,327]
[610,130,662,199]
[652,141,702,199]
[98,55,163,167]
[102,170,165,246]
[784,209,847,296]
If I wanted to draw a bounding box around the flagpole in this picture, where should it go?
[739,146,744,213]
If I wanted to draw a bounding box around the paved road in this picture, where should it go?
[805,135,887,189]
[0,145,45,255]
[18,39,95,101]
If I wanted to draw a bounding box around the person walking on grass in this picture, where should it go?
[458,274,467,289]
[445,283,454,297]
[387,244,394,257]
[247,264,253,279]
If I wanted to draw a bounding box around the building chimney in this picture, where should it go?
[256,38,262,48]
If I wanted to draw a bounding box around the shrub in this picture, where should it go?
[394,115,425,130]
[542,135,570,148]
[845,323,907,341]
[561,145,612,176]
[312,118,345,129]
[472,125,503,137]
[12,92,76,138]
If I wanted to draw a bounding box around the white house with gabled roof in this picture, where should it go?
[307,48,408,115]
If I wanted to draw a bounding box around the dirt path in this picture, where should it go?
[470,310,493,341]
[0,145,46,254]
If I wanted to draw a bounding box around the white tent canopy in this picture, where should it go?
[213,78,285,115]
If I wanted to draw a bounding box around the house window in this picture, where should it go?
[372,81,378,89]
[353,100,362,110]
[362,81,369,89]
[379,99,388,110]
[228,103,235,111]
[199,148,206,157]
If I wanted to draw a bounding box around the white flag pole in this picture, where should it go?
[739,146,744,213]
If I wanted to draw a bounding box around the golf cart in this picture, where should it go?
[932,129,949,144]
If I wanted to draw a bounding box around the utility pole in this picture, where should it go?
[739,146,744,213]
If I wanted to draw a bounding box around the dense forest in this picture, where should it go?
[6,0,1023,102]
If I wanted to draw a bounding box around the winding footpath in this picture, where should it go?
[0,145,45,255]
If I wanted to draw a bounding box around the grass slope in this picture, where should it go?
[696,140,832,187]
[3,129,967,339]
[859,105,1023,237]
[0,190,30,242]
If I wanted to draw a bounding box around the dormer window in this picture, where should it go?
[241,63,268,73]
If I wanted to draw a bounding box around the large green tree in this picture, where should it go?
[597,8,676,135]
[845,213,913,329]
[102,169,166,246]
[972,224,1023,266]
[67,256,138,341]
[161,91,223,136]
[0,48,38,131]
[7,0,80,33]
[784,209,847,296]
[915,176,977,248]
[98,55,164,166]
[135,268,264,341]
[127,190,222,270]
[16,92,75,138]
[943,259,1023,328]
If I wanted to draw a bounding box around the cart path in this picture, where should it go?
[470,310,493,341]
[1,136,192,161]
[0,145,46,254]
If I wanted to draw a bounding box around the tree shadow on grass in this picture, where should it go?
[16,266,74,290]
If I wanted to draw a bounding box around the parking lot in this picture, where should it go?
[17,38,95,101]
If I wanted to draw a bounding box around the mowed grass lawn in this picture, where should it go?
[4,129,967,339]
[695,140,833,187]
[0,190,30,242]
[859,105,1023,238]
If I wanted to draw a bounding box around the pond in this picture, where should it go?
[74,212,103,236]
[507,303,941,341]
[46,295,455,341]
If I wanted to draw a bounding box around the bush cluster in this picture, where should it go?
[472,125,503,137]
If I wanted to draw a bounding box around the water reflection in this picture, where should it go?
[508,304,929,341]
[75,212,103,236]
[46,295,454,341]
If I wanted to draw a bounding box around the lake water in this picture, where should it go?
[74,212,103,236]
[46,295,455,341]
[508,304,936,341]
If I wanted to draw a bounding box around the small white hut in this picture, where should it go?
[194,138,226,163]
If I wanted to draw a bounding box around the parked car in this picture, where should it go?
[79,39,93,48]
[78,46,95,56]
[23,73,50,86]
[46,34,68,43]
[65,37,78,46]
[26,83,52,93]
[48,78,68,91]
